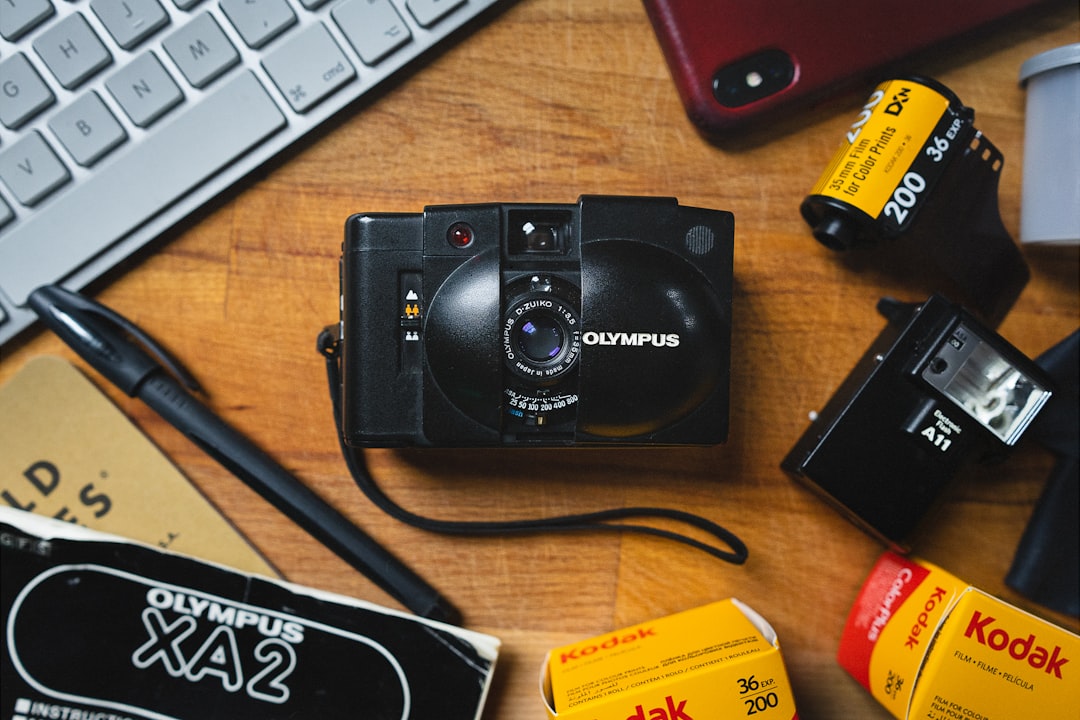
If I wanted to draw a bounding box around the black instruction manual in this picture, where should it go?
[0,507,500,719]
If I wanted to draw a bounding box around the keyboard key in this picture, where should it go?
[163,12,240,88]
[106,51,184,127]
[0,196,14,229]
[332,0,412,66]
[406,0,465,28]
[0,71,287,305]
[262,22,355,113]
[220,0,297,49]
[0,53,56,129]
[0,0,55,41]
[0,131,71,206]
[48,91,128,166]
[91,0,171,50]
[32,13,113,90]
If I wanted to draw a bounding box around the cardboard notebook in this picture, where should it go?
[0,355,274,575]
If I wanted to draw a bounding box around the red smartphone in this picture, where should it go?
[643,0,1052,136]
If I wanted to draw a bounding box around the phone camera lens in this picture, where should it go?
[713,49,795,108]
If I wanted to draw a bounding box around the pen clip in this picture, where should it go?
[31,285,202,393]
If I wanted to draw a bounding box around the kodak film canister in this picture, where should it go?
[801,77,1029,326]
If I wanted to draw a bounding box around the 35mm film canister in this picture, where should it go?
[801,77,1029,326]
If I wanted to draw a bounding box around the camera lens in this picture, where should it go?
[516,312,564,362]
[502,278,581,383]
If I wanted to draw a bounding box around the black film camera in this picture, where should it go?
[339,196,734,447]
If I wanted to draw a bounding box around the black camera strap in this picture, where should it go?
[317,327,748,565]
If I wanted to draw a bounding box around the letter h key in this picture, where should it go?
[32,13,112,89]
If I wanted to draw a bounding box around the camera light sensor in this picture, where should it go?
[447,222,474,248]
[921,322,1051,445]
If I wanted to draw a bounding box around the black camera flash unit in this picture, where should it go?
[782,294,1053,549]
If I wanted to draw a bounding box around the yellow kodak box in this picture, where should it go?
[839,552,1080,720]
[541,599,798,720]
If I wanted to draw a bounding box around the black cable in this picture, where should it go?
[317,327,748,565]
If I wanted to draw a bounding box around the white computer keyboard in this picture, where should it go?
[0,0,504,347]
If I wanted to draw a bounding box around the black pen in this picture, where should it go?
[28,284,461,625]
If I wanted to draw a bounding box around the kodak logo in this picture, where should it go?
[964,611,1069,679]
[904,586,948,650]
[560,627,656,664]
[626,695,693,720]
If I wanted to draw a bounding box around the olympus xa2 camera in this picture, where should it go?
[339,196,734,447]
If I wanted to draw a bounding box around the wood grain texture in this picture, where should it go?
[2,2,1077,717]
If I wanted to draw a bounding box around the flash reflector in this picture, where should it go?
[921,323,1051,445]
[782,294,1054,549]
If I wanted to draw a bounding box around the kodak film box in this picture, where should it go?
[839,551,1079,720]
[542,599,799,720]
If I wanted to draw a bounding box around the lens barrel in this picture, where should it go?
[502,279,581,383]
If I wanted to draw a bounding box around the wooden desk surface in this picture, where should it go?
[2,2,1077,717]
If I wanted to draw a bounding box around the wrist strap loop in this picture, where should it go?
[318,327,747,565]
